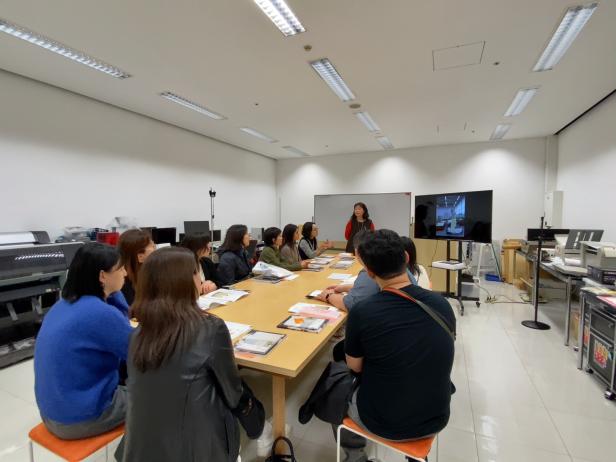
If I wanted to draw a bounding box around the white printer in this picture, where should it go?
[581,242,616,270]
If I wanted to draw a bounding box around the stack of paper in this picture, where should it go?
[224,321,252,340]
[279,315,327,333]
[311,258,332,266]
[235,331,285,355]
[328,273,353,281]
[331,260,354,269]
[341,275,358,285]
[289,302,341,320]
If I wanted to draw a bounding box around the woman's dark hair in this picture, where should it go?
[263,227,281,247]
[281,224,298,250]
[301,222,315,240]
[350,202,370,222]
[180,233,211,258]
[118,229,153,285]
[401,236,420,276]
[61,243,121,303]
[131,247,205,372]
[357,229,406,279]
[220,224,248,252]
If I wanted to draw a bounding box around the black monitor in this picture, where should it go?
[527,228,569,241]
[414,190,493,243]
[212,230,222,242]
[184,221,210,235]
[151,227,176,245]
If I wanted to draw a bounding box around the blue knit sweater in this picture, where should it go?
[34,292,132,424]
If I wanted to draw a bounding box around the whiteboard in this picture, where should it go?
[314,193,413,242]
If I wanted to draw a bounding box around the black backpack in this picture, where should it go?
[265,437,297,462]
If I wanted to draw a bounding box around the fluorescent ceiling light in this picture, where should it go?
[490,124,511,141]
[240,127,278,143]
[254,0,305,36]
[533,3,598,72]
[0,18,130,79]
[160,92,226,120]
[310,59,356,102]
[375,136,394,150]
[504,87,540,117]
[355,112,381,133]
[282,146,309,157]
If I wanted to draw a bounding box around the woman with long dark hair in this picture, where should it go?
[180,232,218,294]
[259,226,309,271]
[216,224,253,286]
[344,202,375,253]
[400,236,431,289]
[279,223,301,265]
[298,222,333,260]
[34,243,132,439]
[119,247,258,461]
[117,229,156,304]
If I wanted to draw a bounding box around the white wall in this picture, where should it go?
[276,138,549,241]
[0,70,277,240]
[557,92,616,242]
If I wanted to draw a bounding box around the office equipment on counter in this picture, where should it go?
[555,230,603,261]
[0,231,51,246]
[0,237,83,368]
[588,266,616,285]
[581,242,616,270]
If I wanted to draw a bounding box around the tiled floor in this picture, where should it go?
[1,281,615,461]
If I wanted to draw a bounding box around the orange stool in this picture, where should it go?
[336,417,437,462]
[28,423,124,462]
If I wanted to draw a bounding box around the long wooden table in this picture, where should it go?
[210,254,360,444]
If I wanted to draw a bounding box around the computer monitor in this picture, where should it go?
[251,227,264,241]
[151,227,176,245]
[212,230,222,242]
[184,221,210,235]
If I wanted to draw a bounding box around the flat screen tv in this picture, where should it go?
[414,190,493,243]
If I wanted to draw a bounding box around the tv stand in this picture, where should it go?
[432,239,481,316]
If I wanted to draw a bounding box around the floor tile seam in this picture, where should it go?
[459,316,481,462]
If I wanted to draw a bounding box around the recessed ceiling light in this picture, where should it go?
[355,112,381,133]
[310,58,356,102]
[0,18,130,79]
[375,136,394,150]
[490,124,511,141]
[160,92,226,120]
[504,87,540,117]
[253,0,306,36]
[533,3,598,72]
[240,127,278,143]
[282,146,309,157]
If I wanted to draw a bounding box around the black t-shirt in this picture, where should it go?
[345,284,455,440]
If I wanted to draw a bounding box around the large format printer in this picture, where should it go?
[0,232,82,368]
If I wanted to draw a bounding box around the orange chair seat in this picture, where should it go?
[29,423,124,462]
[342,417,434,459]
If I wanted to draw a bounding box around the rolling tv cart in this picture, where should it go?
[432,239,481,316]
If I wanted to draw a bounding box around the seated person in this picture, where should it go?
[217,224,253,286]
[117,228,156,305]
[117,247,257,461]
[180,232,218,294]
[401,236,431,289]
[315,231,377,312]
[280,224,302,266]
[341,230,455,462]
[259,227,309,271]
[34,243,132,439]
[298,222,333,260]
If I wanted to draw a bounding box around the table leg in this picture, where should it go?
[578,293,586,370]
[272,375,286,451]
[565,278,572,346]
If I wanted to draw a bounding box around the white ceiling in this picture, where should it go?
[0,0,615,159]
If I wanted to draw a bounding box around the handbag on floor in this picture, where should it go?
[264,437,297,462]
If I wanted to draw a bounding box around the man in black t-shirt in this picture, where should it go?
[341,230,455,462]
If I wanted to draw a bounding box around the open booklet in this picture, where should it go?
[278,315,328,333]
[331,260,354,269]
[288,302,341,320]
[224,321,252,340]
[198,288,249,310]
[234,330,286,355]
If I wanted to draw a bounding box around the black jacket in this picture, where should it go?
[117,316,243,462]
[200,257,219,286]
[217,248,252,286]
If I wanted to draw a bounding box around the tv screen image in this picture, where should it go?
[436,194,466,238]
[414,190,493,243]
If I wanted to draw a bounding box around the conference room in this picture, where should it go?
[1,1,615,461]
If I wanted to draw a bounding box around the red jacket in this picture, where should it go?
[344,220,375,240]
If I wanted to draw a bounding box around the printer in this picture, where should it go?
[0,231,82,368]
[581,242,616,270]
[555,229,604,262]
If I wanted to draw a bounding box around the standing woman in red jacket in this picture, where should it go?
[344,202,375,253]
